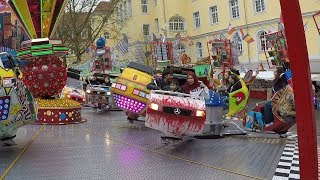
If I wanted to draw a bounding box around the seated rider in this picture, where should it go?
[102,77,112,86]
[264,67,286,126]
[90,75,100,85]
[182,72,208,95]
[227,74,242,93]
[147,68,173,91]
[170,79,182,92]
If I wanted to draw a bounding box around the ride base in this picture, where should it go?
[34,98,85,125]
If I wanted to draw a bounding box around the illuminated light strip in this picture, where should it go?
[31,44,53,50]
[31,50,54,56]
[132,89,148,99]
[18,46,67,56]
[53,47,69,51]
[112,83,127,91]
[17,50,32,56]
[12,0,37,38]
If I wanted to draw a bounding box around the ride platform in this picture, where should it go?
[34,98,85,125]
[0,107,319,179]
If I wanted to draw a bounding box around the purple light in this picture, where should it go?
[113,94,146,113]
[117,147,142,166]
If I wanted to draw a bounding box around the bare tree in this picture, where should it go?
[54,0,128,64]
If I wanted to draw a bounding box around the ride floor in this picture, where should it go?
[0,101,319,180]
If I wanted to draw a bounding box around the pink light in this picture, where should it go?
[133,89,139,95]
[121,85,127,91]
[116,84,121,89]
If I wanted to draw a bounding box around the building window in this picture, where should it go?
[229,0,240,19]
[193,11,200,28]
[143,24,150,36]
[196,42,203,58]
[177,43,186,55]
[141,0,148,14]
[128,0,132,16]
[154,0,157,6]
[155,18,159,32]
[123,1,127,18]
[231,35,243,53]
[259,31,268,51]
[169,16,185,31]
[209,6,218,24]
[254,0,265,13]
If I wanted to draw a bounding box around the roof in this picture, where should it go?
[94,1,113,12]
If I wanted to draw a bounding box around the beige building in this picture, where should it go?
[105,0,320,72]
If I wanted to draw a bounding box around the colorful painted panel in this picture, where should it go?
[145,92,206,137]
[11,0,36,38]
[271,85,295,122]
[8,0,68,38]
[227,76,249,116]
[26,0,41,38]
[0,66,37,139]
[0,96,11,120]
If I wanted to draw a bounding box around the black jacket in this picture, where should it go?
[272,75,288,93]
[227,81,242,93]
[147,78,171,91]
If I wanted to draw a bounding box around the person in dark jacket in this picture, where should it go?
[227,74,242,93]
[89,75,100,85]
[312,81,319,94]
[147,68,173,91]
[102,77,112,86]
[264,67,286,126]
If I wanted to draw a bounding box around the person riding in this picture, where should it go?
[170,79,182,92]
[147,68,173,91]
[264,67,286,126]
[182,72,208,94]
[102,77,112,86]
[227,74,242,93]
[90,75,100,85]
[312,81,319,94]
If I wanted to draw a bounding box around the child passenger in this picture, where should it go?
[170,79,182,92]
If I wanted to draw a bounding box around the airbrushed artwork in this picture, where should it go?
[0,57,37,144]
[145,91,206,137]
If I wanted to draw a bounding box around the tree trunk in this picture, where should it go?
[62,56,67,67]
[76,54,82,63]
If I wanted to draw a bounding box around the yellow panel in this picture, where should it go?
[42,0,56,38]
[119,68,152,86]
[12,0,37,38]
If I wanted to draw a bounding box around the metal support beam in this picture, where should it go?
[279,0,318,179]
